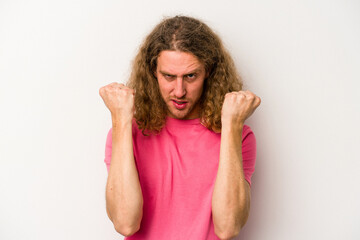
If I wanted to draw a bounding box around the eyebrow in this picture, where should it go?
[159,68,202,77]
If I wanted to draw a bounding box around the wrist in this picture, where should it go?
[111,114,133,128]
[221,120,244,133]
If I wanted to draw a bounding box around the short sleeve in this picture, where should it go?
[241,125,257,188]
[104,128,113,173]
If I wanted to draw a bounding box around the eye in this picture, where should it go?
[186,74,196,80]
[163,74,175,80]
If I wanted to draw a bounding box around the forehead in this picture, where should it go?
[156,50,204,74]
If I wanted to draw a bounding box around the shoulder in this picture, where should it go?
[242,124,255,139]
[242,124,256,149]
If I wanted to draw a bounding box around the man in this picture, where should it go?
[99,15,261,240]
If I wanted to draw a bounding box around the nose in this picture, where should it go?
[174,77,186,98]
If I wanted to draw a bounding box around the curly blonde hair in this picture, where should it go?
[127,15,243,135]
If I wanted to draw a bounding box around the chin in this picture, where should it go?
[167,107,190,119]
[169,111,188,119]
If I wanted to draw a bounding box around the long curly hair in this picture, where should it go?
[127,15,243,135]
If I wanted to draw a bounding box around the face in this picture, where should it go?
[155,50,207,119]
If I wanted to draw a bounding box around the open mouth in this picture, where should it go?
[172,100,188,109]
[173,100,187,104]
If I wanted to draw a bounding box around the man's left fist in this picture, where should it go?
[221,90,261,126]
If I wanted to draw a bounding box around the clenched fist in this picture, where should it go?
[221,90,261,127]
[99,82,135,123]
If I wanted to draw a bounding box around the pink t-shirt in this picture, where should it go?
[104,117,256,239]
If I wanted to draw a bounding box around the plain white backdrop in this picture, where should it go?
[1,0,359,239]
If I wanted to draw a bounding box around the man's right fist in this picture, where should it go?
[99,82,135,121]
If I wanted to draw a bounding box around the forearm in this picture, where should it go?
[212,123,250,239]
[106,116,143,234]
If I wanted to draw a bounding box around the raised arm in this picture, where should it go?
[212,90,261,240]
[100,83,143,236]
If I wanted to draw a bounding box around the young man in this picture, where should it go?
[99,16,261,240]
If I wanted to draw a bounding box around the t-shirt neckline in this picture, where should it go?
[165,116,201,126]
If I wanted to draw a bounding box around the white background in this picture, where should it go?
[1,0,359,239]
